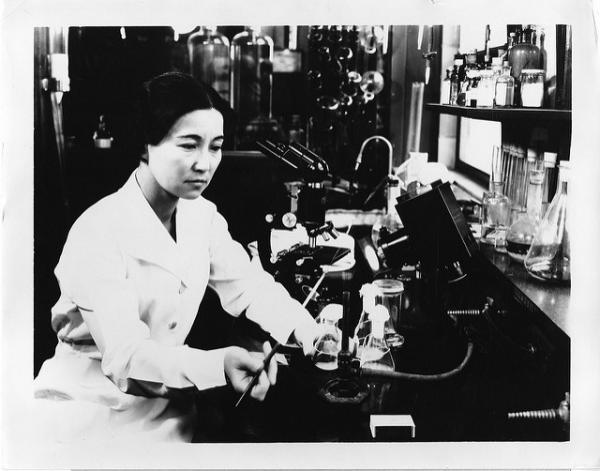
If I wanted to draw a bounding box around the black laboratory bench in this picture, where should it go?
[189,232,571,443]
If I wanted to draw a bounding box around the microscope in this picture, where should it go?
[256,140,355,306]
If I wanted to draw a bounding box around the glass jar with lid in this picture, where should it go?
[520,69,545,107]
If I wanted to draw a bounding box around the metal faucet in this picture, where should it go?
[354,135,394,176]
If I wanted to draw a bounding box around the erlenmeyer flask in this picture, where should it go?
[354,283,378,355]
[313,304,343,371]
[360,305,395,372]
[524,161,570,284]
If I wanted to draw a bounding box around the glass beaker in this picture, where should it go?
[313,304,343,370]
[524,162,570,284]
[372,278,405,348]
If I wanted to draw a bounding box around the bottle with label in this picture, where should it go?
[359,305,395,372]
[506,157,545,262]
[494,61,515,107]
[187,26,230,102]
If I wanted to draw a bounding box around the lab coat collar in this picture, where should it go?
[115,170,206,287]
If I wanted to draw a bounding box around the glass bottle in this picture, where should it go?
[187,26,231,102]
[441,68,451,104]
[506,157,545,262]
[494,61,515,107]
[230,26,274,123]
[313,304,343,371]
[449,59,462,105]
[480,146,511,250]
[354,283,378,355]
[360,305,395,372]
[525,162,570,284]
[508,26,541,106]
[508,26,541,81]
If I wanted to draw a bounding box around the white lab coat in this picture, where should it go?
[33,170,315,442]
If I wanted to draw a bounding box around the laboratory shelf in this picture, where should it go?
[478,244,571,338]
[425,103,572,123]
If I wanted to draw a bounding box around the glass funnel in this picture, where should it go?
[524,162,570,284]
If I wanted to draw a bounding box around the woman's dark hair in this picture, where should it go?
[137,72,233,158]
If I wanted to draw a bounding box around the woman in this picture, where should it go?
[33,72,319,442]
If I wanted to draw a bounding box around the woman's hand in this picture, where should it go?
[224,342,277,402]
[291,320,320,356]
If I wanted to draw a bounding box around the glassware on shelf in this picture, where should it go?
[506,156,545,262]
[480,146,511,250]
[231,26,274,123]
[494,61,515,107]
[359,305,395,372]
[519,69,545,108]
[372,278,405,348]
[313,304,343,371]
[524,161,570,284]
[476,69,496,107]
[441,68,451,104]
[508,25,541,82]
[354,283,379,355]
[449,59,462,105]
[187,26,231,102]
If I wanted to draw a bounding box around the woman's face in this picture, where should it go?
[147,108,224,199]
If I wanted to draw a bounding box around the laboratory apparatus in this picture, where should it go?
[525,162,570,284]
[354,283,379,355]
[313,304,343,371]
[506,156,545,262]
[359,305,395,372]
[188,26,230,102]
[372,278,405,348]
[480,146,511,250]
